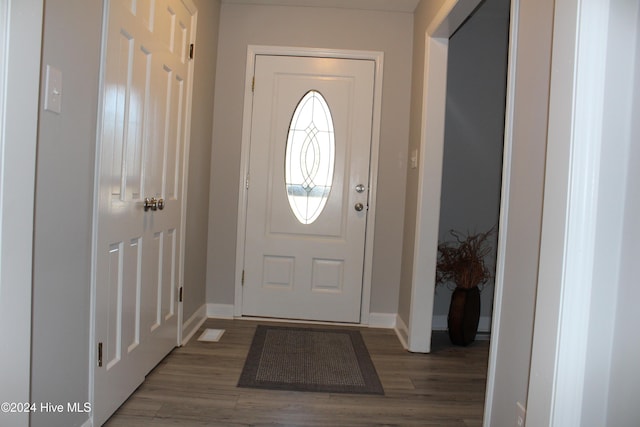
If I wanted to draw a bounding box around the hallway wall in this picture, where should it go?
[31,1,103,425]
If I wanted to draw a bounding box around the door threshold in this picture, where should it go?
[237,315,364,328]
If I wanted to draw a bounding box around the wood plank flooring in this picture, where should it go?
[105,319,489,426]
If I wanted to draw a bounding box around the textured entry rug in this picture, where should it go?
[237,325,384,395]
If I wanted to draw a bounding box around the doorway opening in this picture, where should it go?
[434,0,512,337]
[404,0,512,355]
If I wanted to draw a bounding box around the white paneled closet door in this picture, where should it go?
[92,1,196,424]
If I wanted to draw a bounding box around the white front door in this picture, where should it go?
[92,1,195,424]
[242,55,375,323]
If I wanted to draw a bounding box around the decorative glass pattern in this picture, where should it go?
[285,90,335,225]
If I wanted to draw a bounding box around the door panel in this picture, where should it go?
[93,1,194,424]
[242,55,375,323]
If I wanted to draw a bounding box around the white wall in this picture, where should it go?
[525,0,640,424]
[207,3,414,314]
[484,0,554,424]
[0,1,43,427]
[514,0,640,425]
[580,2,639,424]
[605,9,640,420]
[435,0,510,325]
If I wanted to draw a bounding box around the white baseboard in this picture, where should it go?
[205,308,399,329]
[432,315,492,333]
[201,307,494,335]
[367,312,397,328]
[206,303,235,319]
[394,314,410,350]
[181,304,207,345]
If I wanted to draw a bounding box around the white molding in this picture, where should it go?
[234,45,385,323]
[88,0,111,417]
[181,304,207,346]
[483,0,519,424]
[221,0,420,13]
[0,1,44,426]
[0,0,7,298]
[235,316,372,329]
[394,314,410,350]
[427,0,481,38]
[208,308,401,330]
[80,417,93,427]
[407,34,447,354]
[360,50,384,325]
[176,0,199,347]
[549,0,608,421]
[232,46,255,317]
[0,1,6,147]
[207,303,235,319]
[368,313,397,329]
[431,315,492,333]
[407,0,483,355]
[527,0,612,424]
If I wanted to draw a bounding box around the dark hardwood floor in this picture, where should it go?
[105,318,489,426]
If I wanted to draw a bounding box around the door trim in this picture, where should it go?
[177,0,199,348]
[234,45,384,324]
[404,0,483,353]
[0,1,44,425]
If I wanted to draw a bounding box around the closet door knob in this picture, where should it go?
[143,197,158,211]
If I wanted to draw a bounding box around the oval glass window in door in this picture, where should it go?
[285,90,336,225]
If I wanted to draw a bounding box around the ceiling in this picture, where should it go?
[220,0,422,13]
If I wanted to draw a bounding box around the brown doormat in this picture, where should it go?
[237,325,384,395]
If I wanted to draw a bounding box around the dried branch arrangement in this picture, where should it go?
[435,227,496,290]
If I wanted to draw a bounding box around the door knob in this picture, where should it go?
[355,184,366,193]
[157,198,165,210]
[143,197,158,211]
[354,202,364,212]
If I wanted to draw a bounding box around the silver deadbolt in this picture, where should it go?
[355,184,366,193]
[354,202,364,212]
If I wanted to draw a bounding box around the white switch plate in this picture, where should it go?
[44,65,62,114]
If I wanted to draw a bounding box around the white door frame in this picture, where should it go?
[526,0,639,424]
[482,0,520,422]
[234,45,384,324]
[405,0,483,353]
[0,1,44,426]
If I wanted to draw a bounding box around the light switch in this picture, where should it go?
[44,65,62,114]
